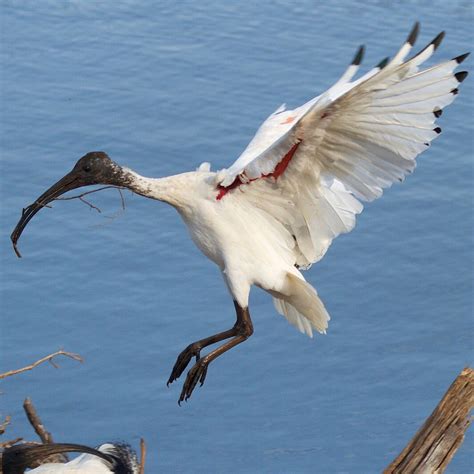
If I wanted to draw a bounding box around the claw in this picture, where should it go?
[178,359,210,403]
[199,364,208,386]
[167,343,201,386]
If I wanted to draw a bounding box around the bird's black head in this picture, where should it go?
[71,151,123,184]
[11,151,126,258]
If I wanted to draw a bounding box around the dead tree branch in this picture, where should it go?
[22,398,68,464]
[0,350,83,380]
[0,416,11,436]
[0,437,23,449]
[23,398,53,444]
[384,367,474,474]
[0,417,19,451]
[139,438,147,474]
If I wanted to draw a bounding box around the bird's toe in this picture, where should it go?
[178,359,209,404]
[167,343,201,386]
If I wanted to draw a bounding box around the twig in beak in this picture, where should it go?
[55,185,127,213]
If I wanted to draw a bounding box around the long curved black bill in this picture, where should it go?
[11,172,83,258]
[2,442,119,473]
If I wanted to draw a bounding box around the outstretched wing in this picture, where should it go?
[215,23,469,268]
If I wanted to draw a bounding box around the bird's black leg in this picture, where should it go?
[176,301,253,404]
[167,326,236,386]
[167,301,253,387]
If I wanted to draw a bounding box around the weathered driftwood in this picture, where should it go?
[385,367,473,474]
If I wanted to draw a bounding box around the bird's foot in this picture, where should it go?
[167,343,201,386]
[178,358,209,404]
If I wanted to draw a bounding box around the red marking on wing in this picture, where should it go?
[216,177,241,200]
[281,116,295,124]
[216,141,302,200]
[271,141,300,179]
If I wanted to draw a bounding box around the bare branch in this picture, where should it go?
[54,186,125,202]
[55,185,128,217]
[139,438,147,474]
[0,437,24,449]
[0,415,11,435]
[0,350,83,380]
[79,196,102,213]
[23,398,69,464]
[23,398,52,444]
[117,187,126,210]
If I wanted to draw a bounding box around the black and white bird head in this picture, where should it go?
[1,442,139,474]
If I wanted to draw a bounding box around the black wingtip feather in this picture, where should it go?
[407,22,420,46]
[453,52,470,64]
[451,88,459,95]
[352,45,365,66]
[434,127,442,134]
[431,31,445,50]
[376,57,390,69]
[455,71,468,83]
[433,108,443,118]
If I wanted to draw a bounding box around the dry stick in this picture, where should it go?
[0,350,83,380]
[139,438,147,474]
[23,398,53,444]
[117,187,126,210]
[102,188,127,221]
[384,367,474,474]
[0,437,24,449]
[80,196,102,212]
[0,415,11,435]
[23,398,69,464]
[55,186,127,213]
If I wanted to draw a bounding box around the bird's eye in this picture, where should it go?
[83,165,92,172]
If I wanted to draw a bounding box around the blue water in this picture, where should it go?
[1,2,472,472]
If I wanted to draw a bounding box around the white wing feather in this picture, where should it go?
[217,25,468,269]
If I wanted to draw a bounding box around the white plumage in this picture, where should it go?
[2,442,138,474]
[11,23,468,401]
[210,24,467,336]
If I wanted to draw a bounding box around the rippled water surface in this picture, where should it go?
[1,1,472,472]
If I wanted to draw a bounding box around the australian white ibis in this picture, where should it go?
[11,23,469,403]
[2,442,138,474]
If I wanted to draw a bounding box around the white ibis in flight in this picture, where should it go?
[2,442,138,474]
[11,24,469,403]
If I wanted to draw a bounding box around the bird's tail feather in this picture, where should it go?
[272,272,330,337]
